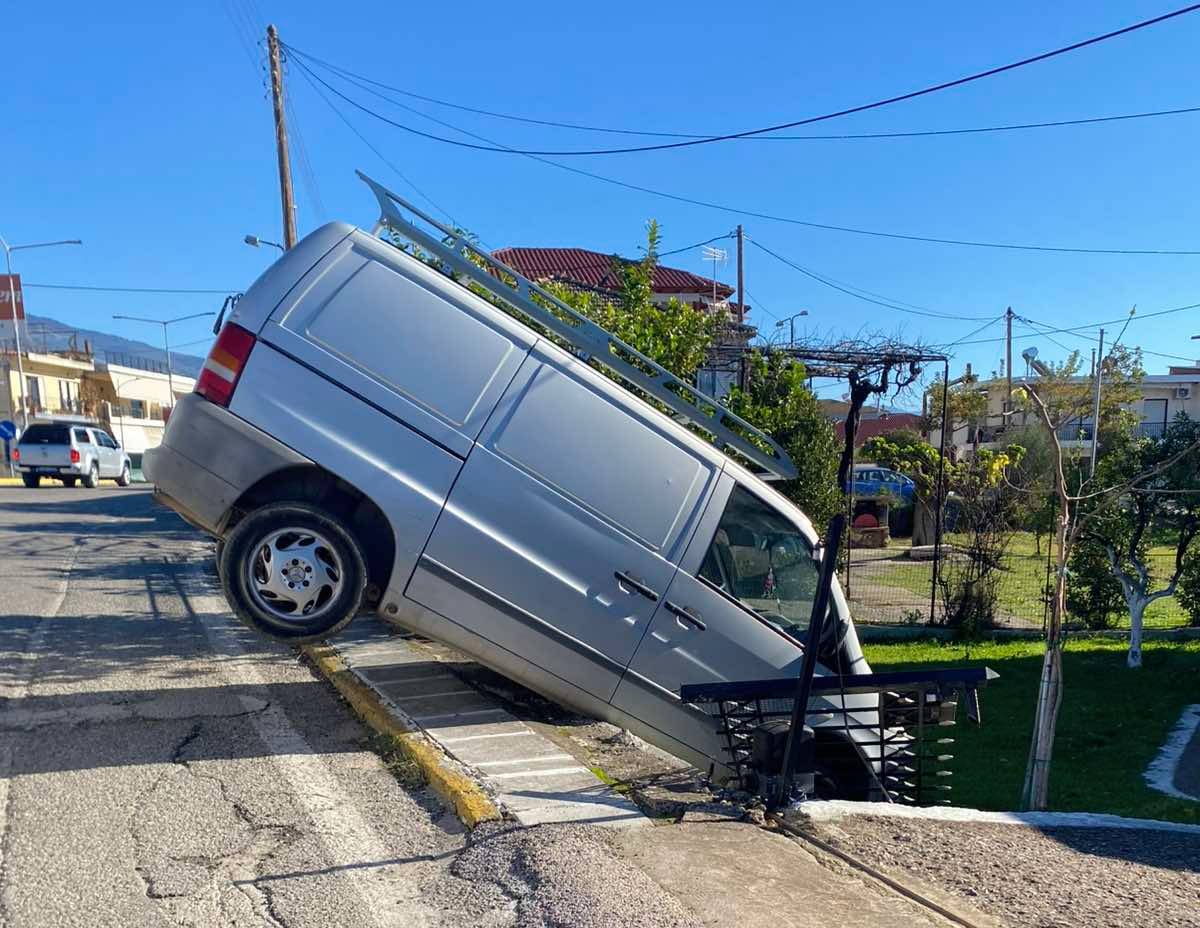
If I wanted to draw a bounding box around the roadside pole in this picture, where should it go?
[1090,328,1105,476]
[267,25,298,250]
[736,225,746,389]
[1005,306,1014,427]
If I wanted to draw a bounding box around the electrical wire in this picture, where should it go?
[942,312,1010,348]
[22,283,234,295]
[289,55,1200,257]
[656,234,733,259]
[282,5,1200,155]
[272,47,1200,142]
[749,239,994,320]
[291,58,464,230]
[952,300,1200,345]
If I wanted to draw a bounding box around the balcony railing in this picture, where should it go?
[1135,421,1168,440]
[1055,421,1095,442]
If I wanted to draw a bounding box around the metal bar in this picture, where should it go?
[931,358,950,622]
[680,666,997,702]
[775,513,845,806]
[356,171,798,481]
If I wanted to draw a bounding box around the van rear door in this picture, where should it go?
[405,347,720,703]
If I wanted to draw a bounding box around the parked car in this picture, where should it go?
[145,180,886,794]
[846,463,915,503]
[14,422,132,488]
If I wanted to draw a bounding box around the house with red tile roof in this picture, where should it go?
[492,246,753,396]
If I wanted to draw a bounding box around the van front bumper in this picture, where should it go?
[143,393,310,536]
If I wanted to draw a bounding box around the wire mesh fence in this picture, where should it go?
[840,540,1194,630]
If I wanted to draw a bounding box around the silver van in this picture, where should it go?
[145,175,878,792]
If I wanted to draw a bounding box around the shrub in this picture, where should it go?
[1065,539,1125,628]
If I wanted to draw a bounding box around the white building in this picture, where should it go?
[83,361,195,461]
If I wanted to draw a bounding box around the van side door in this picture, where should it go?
[612,475,820,758]
[405,346,719,703]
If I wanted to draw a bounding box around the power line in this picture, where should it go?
[953,301,1200,345]
[23,283,234,294]
[656,234,733,259]
[268,48,1200,142]
[282,6,1200,156]
[289,55,1200,257]
[290,55,464,230]
[278,46,1200,141]
[943,312,1010,348]
[749,239,994,320]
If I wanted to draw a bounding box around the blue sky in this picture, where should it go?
[5,1,1199,400]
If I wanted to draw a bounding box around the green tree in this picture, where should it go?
[1076,412,1200,664]
[724,350,842,533]
[544,221,719,383]
[860,429,945,546]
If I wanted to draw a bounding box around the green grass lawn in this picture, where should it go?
[862,637,1200,824]
[867,531,1189,627]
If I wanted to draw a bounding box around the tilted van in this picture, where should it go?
[146,175,886,794]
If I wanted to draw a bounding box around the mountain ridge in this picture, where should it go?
[22,314,207,378]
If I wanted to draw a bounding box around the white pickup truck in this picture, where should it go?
[14,421,132,488]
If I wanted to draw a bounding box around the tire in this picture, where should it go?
[214,539,226,580]
[62,477,78,488]
[220,502,366,642]
[21,473,40,488]
[116,462,132,487]
[82,462,99,489]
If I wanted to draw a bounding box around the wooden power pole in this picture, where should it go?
[735,224,745,326]
[267,25,298,250]
[1005,306,1014,425]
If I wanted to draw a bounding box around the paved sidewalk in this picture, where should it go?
[327,617,646,827]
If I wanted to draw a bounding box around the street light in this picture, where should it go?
[111,312,215,404]
[0,236,83,430]
[244,234,284,252]
[774,310,810,346]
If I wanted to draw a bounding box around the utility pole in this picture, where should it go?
[1004,306,1014,429]
[735,225,745,326]
[267,25,298,250]
[735,225,746,390]
[1090,328,1105,476]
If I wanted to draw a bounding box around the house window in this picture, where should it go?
[129,399,146,419]
[25,376,41,413]
[58,380,77,412]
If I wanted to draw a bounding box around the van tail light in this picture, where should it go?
[70,448,80,464]
[11,448,18,462]
[196,323,256,408]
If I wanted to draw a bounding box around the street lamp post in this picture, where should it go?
[112,312,215,407]
[0,236,83,429]
[774,310,810,347]
[244,234,284,252]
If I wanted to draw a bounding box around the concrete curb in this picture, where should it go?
[0,478,23,486]
[300,642,502,828]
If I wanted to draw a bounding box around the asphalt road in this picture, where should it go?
[0,487,701,928]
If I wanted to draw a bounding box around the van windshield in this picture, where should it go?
[698,485,822,638]
[20,425,70,445]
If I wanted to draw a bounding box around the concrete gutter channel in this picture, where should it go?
[302,617,647,829]
[301,615,1015,927]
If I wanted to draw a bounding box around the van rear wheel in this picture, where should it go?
[21,474,39,488]
[219,502,366,642]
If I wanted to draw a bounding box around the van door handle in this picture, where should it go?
[664,600,706,631]
[614,570,658,602]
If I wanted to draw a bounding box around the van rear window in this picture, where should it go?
[20,425,70,444]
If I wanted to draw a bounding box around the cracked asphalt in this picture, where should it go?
[0,487,700,928]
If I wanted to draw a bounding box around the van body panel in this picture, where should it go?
[230,343,463,600]
[405,349,720,703]
[227,222,356,336]
[262,234,536,457]
[383,592,734,778]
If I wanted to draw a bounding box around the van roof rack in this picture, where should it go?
[357,171,797,481]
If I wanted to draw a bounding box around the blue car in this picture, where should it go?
[847,464,916,503]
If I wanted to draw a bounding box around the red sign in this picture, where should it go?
[0,275,24,321]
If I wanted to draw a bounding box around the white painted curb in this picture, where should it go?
[1144,704,1200,802]
[797,799,1200,835]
